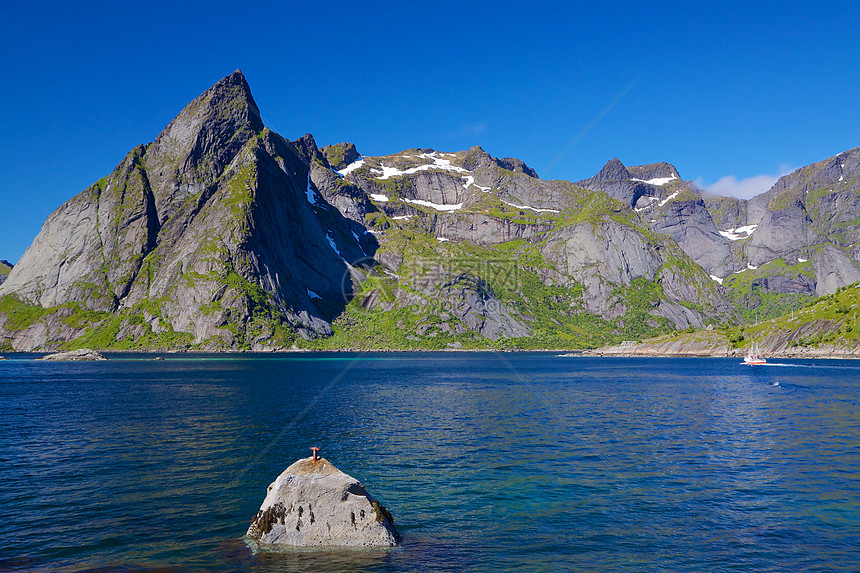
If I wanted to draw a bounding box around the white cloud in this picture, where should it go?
[444,122,487,139]
[701,174,779,199]
[695,164,796,200]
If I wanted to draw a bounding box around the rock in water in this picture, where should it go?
[247,456,399,547]
[37,348,107,361]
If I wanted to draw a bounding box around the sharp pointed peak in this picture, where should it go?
[206,70,257,107]
[293,133,327,165]
[592,157,630,181]
[144,70,267,223]
[159,70,264,139]
[215,69,250,88]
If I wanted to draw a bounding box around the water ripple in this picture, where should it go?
[0,354,858,571]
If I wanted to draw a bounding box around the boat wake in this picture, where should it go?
[741,361,860,370]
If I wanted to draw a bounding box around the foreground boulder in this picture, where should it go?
[37,348,107,361]
[247,455,400,547]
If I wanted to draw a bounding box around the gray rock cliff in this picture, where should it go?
[577,159,735,278]
[700,146,860,299]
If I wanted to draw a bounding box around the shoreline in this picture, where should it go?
[2,348,858,360]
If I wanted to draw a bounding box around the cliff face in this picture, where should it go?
[693,147,860,316]
[575,160,738,278]
[1,72,859,351]
[573,151,860,322]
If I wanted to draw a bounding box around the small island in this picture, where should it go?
[37,348,107,361]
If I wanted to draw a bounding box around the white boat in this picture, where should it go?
[743,343,766,365]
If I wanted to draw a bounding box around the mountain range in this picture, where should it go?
[1,70,859,352]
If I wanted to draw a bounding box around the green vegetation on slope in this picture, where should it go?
[721,258,815,322]
[723,282,860,350]
[0,294,196,351]
[0,295,50,331]
[300,219,685,351]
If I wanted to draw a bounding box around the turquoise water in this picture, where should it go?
[1,353,859,571]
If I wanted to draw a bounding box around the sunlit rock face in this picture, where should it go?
[247,456,400,547]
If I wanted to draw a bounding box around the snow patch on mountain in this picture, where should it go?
[462,175,490,191]
[658,191,680,206]
[305,174,319,205]
[634,191,680,212]
[373,152,468,180]
[719,224,758,241]
[403,198,463,212]
[326,233,345,261]
[631,174,678,186]
[500,199,559,213]
[337,158,365,176]
[352,230,367,256]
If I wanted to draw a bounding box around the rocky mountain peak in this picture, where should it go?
[160,69,264,145]
[575,158,642,205]
[493,157,538,178]
[142,70,266,224]
[209,69,263,126]
[292,133,327,165]
[627,162,680,182]
[594,157,630,182]
[321,142,360,170]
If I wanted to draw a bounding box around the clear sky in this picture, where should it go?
[2,0,859,263]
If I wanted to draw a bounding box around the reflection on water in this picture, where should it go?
[0,354,858,571]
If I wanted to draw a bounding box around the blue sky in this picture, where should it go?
[2,0,859,263]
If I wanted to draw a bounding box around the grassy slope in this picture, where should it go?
[721,257,815,322]
[726,282,860,352]
[619,282,860,355]
[300,226,621,351]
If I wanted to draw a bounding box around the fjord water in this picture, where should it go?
[1,354,858,572]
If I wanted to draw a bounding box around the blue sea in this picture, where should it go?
[1,353,858,572]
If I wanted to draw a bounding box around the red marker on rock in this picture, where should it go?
[310,446,320,461]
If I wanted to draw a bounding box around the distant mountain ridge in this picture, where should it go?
[0,260,11,286]
[1,71,859,352]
